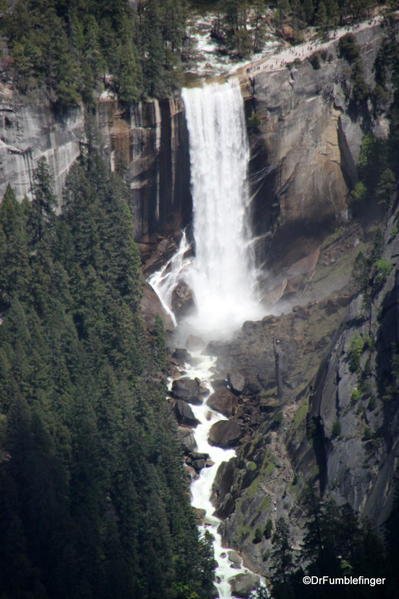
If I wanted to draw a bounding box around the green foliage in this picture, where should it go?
[338,33,359,63]
[247,111,261,133]
[373,258,393,291]
[264,518,273,539]
[362,426,373,440]
[351,60,369,104]
[0,155,214,599]
[351,387,362,403]
[271,517,294,585]
[267,486,391,599]
[376,168,396,207]
[331,419,341,438]
[308,52,320,69]
[253,527,263,543]
[350,181,367,207]
[1,0,187,104]
[348,334,366,373]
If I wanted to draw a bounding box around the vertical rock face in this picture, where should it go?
[0,94,85,202]
[97,94,192,241]
[0,89,191,241]
[246,23,388,267]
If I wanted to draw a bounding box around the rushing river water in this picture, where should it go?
[149,79,266,598]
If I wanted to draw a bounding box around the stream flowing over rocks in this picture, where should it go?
[149,79,268,598]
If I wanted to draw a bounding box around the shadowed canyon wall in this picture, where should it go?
[0,90,191,241]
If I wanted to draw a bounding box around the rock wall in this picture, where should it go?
[245,22,389,269]
[0,91,85,203]
[97,94,191,243]
[311,219,399,526]
[0,88,191,241]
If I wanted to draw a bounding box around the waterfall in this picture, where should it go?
[149,79,266,599]
[181,79,263,339]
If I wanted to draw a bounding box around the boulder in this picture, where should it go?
[177,427,197,452]
[183,463,198,480]
[171,377,202,405]
[172,348,191,363]
[140,282,174,332]
[228,372,246,394]
[171,280,195,319]
[228,550,241,569]
[188,452,213,472]
[207,388,237,417]
[229,573,260,598]
[186,335,205,351]
[208,420,242,448]
[193,507,206,525]
[174,400,199,427]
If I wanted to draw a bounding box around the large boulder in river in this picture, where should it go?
[171,280,195,319]
[208,420,242,448]
[177,426,197,452]
[171,377,202,405]
[174,400,199,427]
[140,282,174,332]
[229,573,260,598]
[207,388,237,417]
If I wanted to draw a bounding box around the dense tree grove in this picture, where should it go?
[0,154,215,599]
[264,485,399,599]
[0,0,188,104]
[0,0,394,98]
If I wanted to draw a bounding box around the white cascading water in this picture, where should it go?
[149,79,266,599]
[182,79,263,340]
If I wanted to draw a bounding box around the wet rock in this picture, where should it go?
[177,427,197,452]
[207,387,237,417]
[140,282,174,332]
[212,459,237,501]
[183,463,198,480]
[193,507,206,525]
[187,452,212,473]
[208,421,242,448]
[228,372,246,394]
[228,550,241,569]
[174,400,199,427]
[229,573,260,598]
[172,348,191,363]
[171,280,195,319]
[263,279,288,306]
[171,377,202,405]
[216,492,236,518]
[186,335,205,351]
[212,378,229,389]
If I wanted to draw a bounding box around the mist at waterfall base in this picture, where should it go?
[149,79,267,599]
[180,79,263,342]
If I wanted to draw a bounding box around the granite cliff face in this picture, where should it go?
[245,22,390,269]
[0,89,85,202]
[97,95,191,242]
[0,88,191,242]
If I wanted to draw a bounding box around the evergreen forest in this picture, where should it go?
[0,0,394,104]
[0,152,215,599]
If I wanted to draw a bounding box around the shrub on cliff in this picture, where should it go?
[338,33,359,63]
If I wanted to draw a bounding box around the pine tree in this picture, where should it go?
[29,157,57,246]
